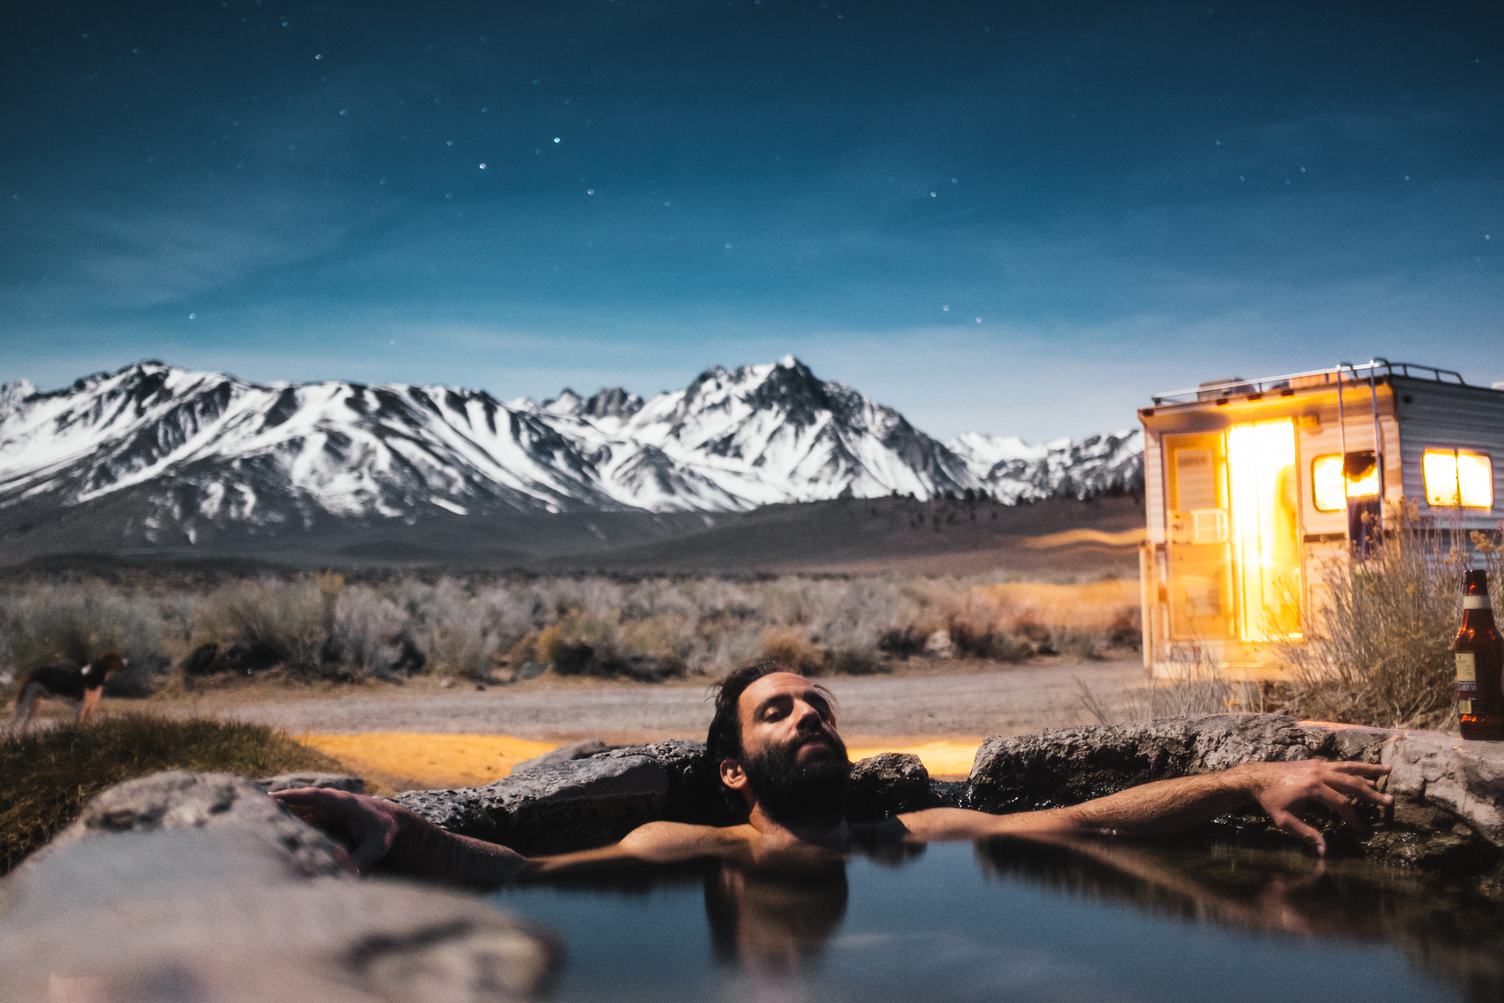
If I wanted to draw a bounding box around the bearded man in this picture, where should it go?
[273,662,1392,882]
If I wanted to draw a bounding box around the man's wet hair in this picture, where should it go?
[706,660,836,764]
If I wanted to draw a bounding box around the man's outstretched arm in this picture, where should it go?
[270,788,737,885]
[897,760,1392,856]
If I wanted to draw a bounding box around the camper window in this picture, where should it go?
[1422,448,1494,509]
[1311,451,1379,512]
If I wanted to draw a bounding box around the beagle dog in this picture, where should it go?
[7,651,128,731]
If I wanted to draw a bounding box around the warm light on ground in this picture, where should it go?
[846,739,983,779]
[299,732,557,790]
[981,578,1139,630]
[301,732,984,790]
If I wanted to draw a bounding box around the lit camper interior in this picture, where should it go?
[1137,360,1504,680]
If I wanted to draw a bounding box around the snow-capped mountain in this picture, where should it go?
[0,358,1142,545]
[948,429,1143,503]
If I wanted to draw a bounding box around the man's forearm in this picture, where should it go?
[382,807,528,886]
[1056,767,1251,836]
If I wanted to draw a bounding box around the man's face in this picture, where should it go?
[732,672,851,824]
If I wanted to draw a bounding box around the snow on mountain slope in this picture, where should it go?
[0,358,1143,542]
[950,428,1143,503]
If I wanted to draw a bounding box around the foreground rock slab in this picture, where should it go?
[0,771,559,1002]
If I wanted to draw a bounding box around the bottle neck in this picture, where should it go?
[1462,596,1496,629]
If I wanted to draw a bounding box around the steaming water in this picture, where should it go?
[491,839,1504,1001]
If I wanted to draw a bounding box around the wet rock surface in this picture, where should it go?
[967,713,1504,875]
[845,752,936,821]
[0,771,559,1002]
[394,740,731,853]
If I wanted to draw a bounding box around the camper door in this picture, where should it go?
[1165,432,1231,641]
[1165,419,1303,645]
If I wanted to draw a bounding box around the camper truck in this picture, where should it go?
[1138,359,1504,680]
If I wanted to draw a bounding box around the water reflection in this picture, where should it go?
[497,840,1504,1001]
[975,836,1504,1002]
[703,862,848,974]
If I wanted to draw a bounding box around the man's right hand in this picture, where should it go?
[271,787,530,885]
[270,787,407,875]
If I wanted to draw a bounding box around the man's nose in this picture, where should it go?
[793,701,824,730]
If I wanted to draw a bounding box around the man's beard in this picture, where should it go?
[741,734,851,828]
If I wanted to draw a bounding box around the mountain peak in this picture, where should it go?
[581,386,643,420]
[542,388,585,415]
[0,377,36,413]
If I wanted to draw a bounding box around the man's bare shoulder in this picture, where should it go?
[620,820,756,858]
[526,819,755,876]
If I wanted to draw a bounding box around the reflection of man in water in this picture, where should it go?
[275,662,1391,884]
[704,862,848,973]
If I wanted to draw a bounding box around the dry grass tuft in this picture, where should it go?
[0,714,340,874]
[1078,644,1263,726]
[1279,506,1504,730]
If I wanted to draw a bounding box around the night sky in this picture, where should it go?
[3,1,1501,439]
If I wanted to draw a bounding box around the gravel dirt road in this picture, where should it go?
[152,657,1146,746]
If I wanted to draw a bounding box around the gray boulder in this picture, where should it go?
[845,752,936,821]
[394,739,728,852]
[0,771,559,1001]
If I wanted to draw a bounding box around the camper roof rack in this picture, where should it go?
[1150,359,1467,405]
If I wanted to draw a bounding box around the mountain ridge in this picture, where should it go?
[0,358,1143,551]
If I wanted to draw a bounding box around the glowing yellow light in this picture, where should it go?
[1312,453,1380,512]
[1425,449,1494,509]
[1458,451,1494,508]
[1312,455,1346,512]
[1227,420,1301,641]
[1423,450,1459,506]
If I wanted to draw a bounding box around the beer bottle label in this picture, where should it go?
[1459,699,1474,714]
[1456,652,1477,682]
[1464,596,1488,610]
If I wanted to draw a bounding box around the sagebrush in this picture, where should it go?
[1279,507,1504,730]
[1,569,1140,690]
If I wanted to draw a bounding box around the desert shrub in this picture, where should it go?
[760,627,829,675]
[192,577,327,671]
[1279,509,1503,729]
[331,585,414,677]
[619,613,695,662]
[696,622,767,677]
[411,580,503,680]
[0,714,340,874]
[0,584,166,696]
[877,626,928,656]
[947,616,1032,662]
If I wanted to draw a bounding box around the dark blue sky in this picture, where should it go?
[3,1,1501,438]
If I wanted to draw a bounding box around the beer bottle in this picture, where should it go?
[1456,569,1504,741]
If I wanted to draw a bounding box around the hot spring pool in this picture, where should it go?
[491,838,1504,1001]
